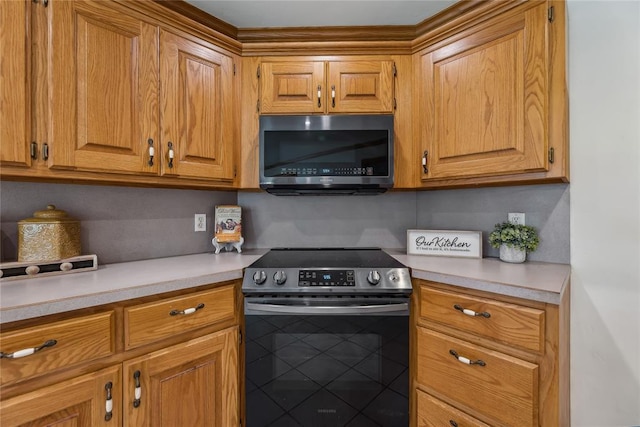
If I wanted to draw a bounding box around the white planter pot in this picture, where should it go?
[499,244,526,263]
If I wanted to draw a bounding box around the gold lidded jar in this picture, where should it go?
[18,205,81,262]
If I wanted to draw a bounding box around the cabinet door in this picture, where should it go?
[328,61,394,113]
[123,327,238,427]
[0,365,122,427]
[419,3,548,180]
[0,0,30,167]
[160,30,235,181]
[49,0,159,174]
[260,61,325,114]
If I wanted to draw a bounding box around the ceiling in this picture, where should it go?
[183,1,459,29]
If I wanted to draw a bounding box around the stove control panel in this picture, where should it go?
[299,270,356,287]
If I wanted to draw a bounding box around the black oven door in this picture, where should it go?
[244,297,409,427]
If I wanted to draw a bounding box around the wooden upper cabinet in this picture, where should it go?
[260,59,394,114]
[159,30,235,181]
[50,0,160,174]
[260,61,325,113]
[0,0,30,168]
[417,2,550,182]
[328,61,395,113]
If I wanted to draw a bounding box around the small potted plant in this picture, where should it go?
[489,221,540,263]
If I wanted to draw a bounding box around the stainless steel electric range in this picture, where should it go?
[242,248,412,427]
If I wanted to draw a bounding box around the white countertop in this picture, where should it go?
[0,249,569,324]
[387,249,570,304]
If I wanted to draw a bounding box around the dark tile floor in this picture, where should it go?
[245,314,409,427]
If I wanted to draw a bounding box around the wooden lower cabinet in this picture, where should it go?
[417,389,489,427]
[123,328,238,427]
[0,365,122,427]
[0,282,240,427]
[413,279,570,426]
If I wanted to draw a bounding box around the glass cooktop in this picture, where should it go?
[249,248,405,269]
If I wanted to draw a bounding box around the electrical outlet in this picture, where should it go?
[194,214,206,232]
[508,212,525,225]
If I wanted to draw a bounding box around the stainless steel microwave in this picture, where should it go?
[259,114,394,195]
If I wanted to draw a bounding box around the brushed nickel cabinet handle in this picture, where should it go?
[169,303,205,316]
[0,339,57,359]
[453,304,491,318]
[317,85,322,108]
[30,141,38,159]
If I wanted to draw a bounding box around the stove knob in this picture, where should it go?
[367,270,381,285]
[273,270,287,285]
[252,270,267,285]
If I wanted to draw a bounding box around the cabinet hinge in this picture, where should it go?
[233,63,236,76]
[239,330,243,344]
[393,98,397,110]
[256,99,260,113]
[548,6,555,22]
[393,62,397,77]
[233,165,237,178]
[256,65,261,79]
[548,147,555,164]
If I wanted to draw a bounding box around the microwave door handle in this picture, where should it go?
[244,301,408,315]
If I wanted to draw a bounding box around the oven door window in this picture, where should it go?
[245,314,408,427]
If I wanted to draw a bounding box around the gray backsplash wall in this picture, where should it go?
[1,181,569,264]
[415,183,570,263]
[0,181,236,264]
[238,183,570,263]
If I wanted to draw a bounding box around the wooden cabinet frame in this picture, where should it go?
[0,280,242,427]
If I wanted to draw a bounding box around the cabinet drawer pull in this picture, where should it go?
[331,85,336,108]
[449,349,486,366]
[422,150,428,174]
[30,141,38,159]
[453,304,490,318]
[167,141,174,169]
[105,381,113,421]
[147,138,155,167]
[169,303,205,316]
[133,370,142,408]
[317,85,322,108]
[449,421,458,427]
[0,339,57,359]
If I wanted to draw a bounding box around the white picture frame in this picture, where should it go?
[407,229,483,259]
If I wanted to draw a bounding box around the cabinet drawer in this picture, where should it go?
[416,327,538,427]
[0,312,114,386]
[417,389,489,427]
[124,285,235,349]
[420,286,545,352]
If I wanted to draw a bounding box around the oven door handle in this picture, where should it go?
[244,301,408,315]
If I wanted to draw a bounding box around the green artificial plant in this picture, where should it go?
[489,221,540,253]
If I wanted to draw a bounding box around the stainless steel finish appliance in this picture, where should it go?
[259,115,394,195]
[242,248,411,427]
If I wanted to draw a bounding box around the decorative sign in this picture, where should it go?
[407,230,483,258]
